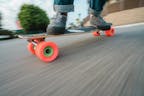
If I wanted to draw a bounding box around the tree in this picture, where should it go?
[18,4,49,33]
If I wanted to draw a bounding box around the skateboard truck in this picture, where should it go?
[27,38,45,46]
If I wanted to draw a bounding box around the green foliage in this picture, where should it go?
[18,4,49,33]
[14,29,26,34]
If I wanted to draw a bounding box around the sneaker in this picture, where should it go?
[90,14,112,30]
[47,13,67,35]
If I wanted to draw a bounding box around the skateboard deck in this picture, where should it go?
[18,26,115,63]
[18,26,100,39]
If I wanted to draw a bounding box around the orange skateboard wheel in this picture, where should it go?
[35,41,59,62]
[105,28,115,37]
[93,31,100,36]
[27,43,35,55]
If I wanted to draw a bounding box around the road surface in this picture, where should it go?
[0,24,144,96]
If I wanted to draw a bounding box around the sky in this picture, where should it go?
[0,0,88,30]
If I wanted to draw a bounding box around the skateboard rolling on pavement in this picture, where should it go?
[18,26,115,62]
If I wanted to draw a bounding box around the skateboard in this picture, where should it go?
[18,26,115,62]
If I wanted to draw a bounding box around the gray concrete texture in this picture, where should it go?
[0,24,144,96]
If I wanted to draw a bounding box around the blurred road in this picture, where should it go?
[0,24,144,96]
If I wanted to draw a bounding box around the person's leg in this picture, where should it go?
[89,0,112,30]
[89,0,106,16]
[47,0,74,35]
[54,0,74,12]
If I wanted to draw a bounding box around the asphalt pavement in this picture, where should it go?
[0,23,144,96]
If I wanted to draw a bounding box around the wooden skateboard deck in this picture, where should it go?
[18,26,99,39]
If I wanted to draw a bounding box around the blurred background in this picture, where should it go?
[0,0,144,39]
